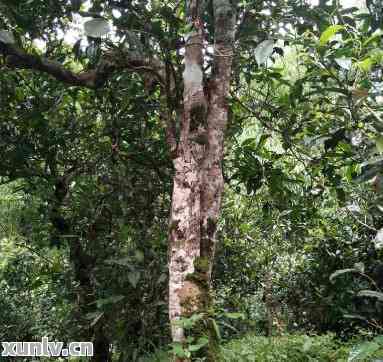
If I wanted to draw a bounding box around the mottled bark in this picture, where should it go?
[201,0,236,279]
[168,0,206,343]
[168,0,236,359]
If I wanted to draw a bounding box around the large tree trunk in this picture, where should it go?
[168,1,236,360]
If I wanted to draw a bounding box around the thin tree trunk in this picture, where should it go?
[49,176,111,361]
[168,1,236,360]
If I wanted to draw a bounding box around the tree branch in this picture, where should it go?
[0,42,103,88]
[0,41,168,89]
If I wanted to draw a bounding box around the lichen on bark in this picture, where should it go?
[181,256,220,361]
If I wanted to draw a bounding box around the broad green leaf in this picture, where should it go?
[188,337,209,352]
[357,290,383,302]
[376,136,383,154]
[0,30,15,44]
[320,25,344,46]
[363,29,383,47]
[84,18,110,37]
[358,57,373,72]
[171,342,187,358]
[348,341,380,362]
[329,268,358,282]
[254,39,274,65]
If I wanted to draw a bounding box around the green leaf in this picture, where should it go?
[128,271,141,288]
[319,25,344,46]
[84,18,110,37]
[188,337,209,352]
[210,318,221,341]
[171,342,187,358]
[357,290,383,302]
[373,335,383,345]
[363,29,383,47]
[302,337,312,352]
[96,295,124,307]
[134,250,144,262]
[329,268,358,282]
[357,57,374,72]
[348,341,380,362]
[105,257,131,267]
[224,312,245,319]
[0,30,15,44]
[376,136,383,154]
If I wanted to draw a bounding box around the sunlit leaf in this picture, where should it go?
[357,57,373,71]
[319,25,344,46]
[363,29,383,47]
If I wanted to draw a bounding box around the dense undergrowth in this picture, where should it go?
[143,333,383,362]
